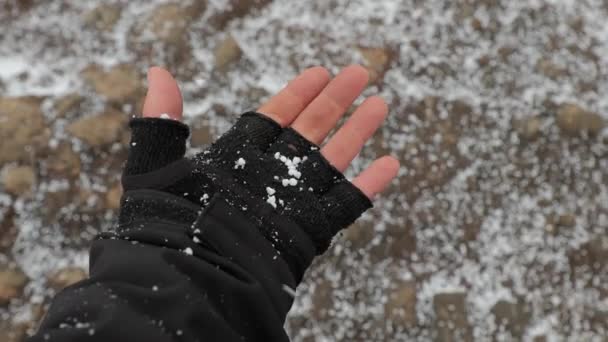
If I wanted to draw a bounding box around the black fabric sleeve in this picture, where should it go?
[28,113,372,342]
[28,190,309,342]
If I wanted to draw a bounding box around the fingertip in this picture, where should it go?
[366,96,389,118]
[352,155,400,199]
[380,155,401,173]
[148,66,168,78]
[304,66,331,82]
[142,66,184,121]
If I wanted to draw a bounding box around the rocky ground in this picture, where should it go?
[1,0,608,341]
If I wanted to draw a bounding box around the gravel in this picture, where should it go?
[1,0,607,340]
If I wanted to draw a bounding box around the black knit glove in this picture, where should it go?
[120,112,372,279]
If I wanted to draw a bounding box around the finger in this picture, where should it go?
[257,66,331,127]
[124,67,189,178]
[352,156,400,199]
[291,65,369,144]
[321,96,388,171]
[142,66,183,121]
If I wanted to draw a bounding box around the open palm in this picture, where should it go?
[142,65,399,199]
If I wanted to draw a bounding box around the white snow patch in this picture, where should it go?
[234,158,246,169]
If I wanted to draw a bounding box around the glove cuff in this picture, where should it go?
[124,118,190,175]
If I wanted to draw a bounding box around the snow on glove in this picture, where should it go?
[120,112,372,280]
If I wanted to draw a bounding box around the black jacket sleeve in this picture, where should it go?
[29,190,306,341]
[28,113,371,342]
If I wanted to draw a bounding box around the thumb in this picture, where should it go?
[142,66,184,120]
[123,67,189,180]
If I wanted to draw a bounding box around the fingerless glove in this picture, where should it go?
[31,112,374,342]
[121,112,372,280]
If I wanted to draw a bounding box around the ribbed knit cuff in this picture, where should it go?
[124,118,190,175]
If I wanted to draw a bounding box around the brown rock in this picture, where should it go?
[433,292,473,342]
[311,279,333,321]
[569,235,608,272]
[544,218,557,235]
[105,184,122,210]
[0,207,17,253]
[48,143,81,178]
[54,94,84,118]
[0,97,47,165]
[67,109,127,147]
[81,64,141,103]
[491,299,531,338]
[214,35,243,71]
[40,182,106,247]
[84,4,122,32]
[2,0,35,13]
[385,281,417,325]
[210,0,272,30]
[386,222,417,257]
[0,321,28,342]
[30,303,48,323]
[359,46,393,83]
[569,17,584,33]
[557,214,576,228]
[0,265,28,305]
[515,116,542,140]
[556,104,605,136]
[191,126,214,147]
[590,308,608,332]
[146,3,192,43]
[537,58,567,79]
[343,221,375,250]
[127,2,206,80]
[497,46,516,61]
[471,17,483,31]
[477,55,491,67]
[2,165,36,196]
[48,267,87,290]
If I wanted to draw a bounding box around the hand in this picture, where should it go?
[142,65,399,199]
